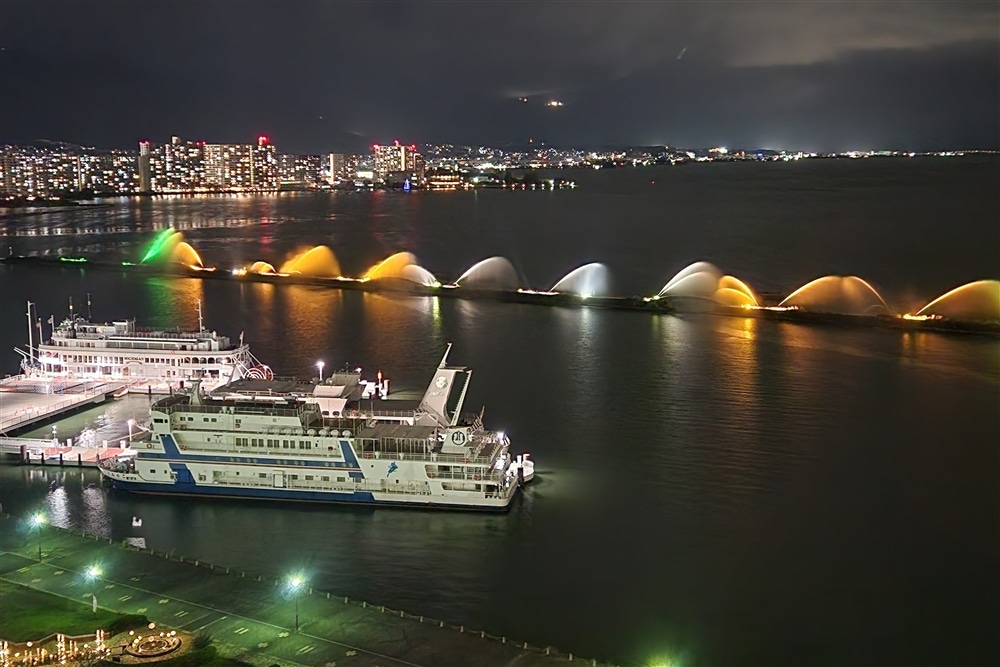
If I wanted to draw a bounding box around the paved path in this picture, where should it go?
[0,522,608,667]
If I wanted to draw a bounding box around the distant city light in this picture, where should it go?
[0,138,988,202]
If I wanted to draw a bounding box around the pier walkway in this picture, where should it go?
[0,438,135,466]
[0,376,131,436]
[0,522,612,667]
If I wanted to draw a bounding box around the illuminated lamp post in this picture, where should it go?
[85,565,102,613]
[316,361,324,383]
[29,513,46,560]
[287,575,304,632]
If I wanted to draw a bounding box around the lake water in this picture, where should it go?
[1,158,998,666]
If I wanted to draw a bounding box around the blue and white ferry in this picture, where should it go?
[99,345,533,511]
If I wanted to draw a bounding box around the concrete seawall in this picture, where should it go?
[0,519,614,667]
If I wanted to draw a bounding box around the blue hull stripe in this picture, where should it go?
[111,479,514,512]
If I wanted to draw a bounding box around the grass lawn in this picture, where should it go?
[0,579,122,641]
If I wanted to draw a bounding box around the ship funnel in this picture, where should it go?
[418,344,469,427]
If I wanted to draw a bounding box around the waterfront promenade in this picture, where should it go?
[0,377,130,436]
[0,519,608,667]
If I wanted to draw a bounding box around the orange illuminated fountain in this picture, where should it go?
[279,246,341,277]
[915,280,1000,321]
[715,275,758,307]
[248,261,277,275]
[454,256,521,291]
[172,242,203,268]
[780,276,892,315]
[654,261,758,309]
[550,262,610,297]
[364,252,438,286]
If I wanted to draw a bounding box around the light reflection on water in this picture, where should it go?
[0,275,995,666]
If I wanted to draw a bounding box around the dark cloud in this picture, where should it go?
[1,0,997,152]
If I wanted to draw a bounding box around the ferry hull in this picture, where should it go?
[105,474,518,512]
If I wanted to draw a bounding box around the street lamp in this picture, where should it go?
[85,565,102,613]
[29,513,46,560]
[316,361,324,382]
[287,575,304,632]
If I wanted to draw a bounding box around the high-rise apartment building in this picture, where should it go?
[1,145,139,198]
[140,135,277,193]
[277,154,322,187]
[373,141,424,183]
[138,141,151,192]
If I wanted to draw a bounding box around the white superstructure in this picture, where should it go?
[16,300,267,391]
[99,345,533,511]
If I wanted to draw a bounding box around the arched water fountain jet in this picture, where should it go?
[279,246,341,277]
[364,252,439,287]
[140,228,180,264]
[915,280,1000,321]
[550,263,610,297]
[454,256,521,291]
[780,276,893,316]
[717,275,759,307]
[248,261,277,275]
[140,229,203,269]
[657,261,721,298]
[654,261,759,310]
[172,242,204,268]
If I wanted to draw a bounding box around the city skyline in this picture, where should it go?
[1,1,998,154]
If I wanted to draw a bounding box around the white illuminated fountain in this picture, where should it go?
[654,261,758,311]
[454,256,521,291]
[550,262,610,297]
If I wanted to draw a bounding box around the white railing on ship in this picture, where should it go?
[160,403,303,418]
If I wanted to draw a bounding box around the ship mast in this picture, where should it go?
[26,301,34,364]
[197,299,204,332]
[87,292,92,321]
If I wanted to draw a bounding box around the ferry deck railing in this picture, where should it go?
[157,402,304,418]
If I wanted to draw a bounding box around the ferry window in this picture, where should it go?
[198,474,206,481]
[305,475,314,481]
[338,477,345,482]
[259,473,266,479]
[290,474,298,480]
[211,418,217,423]
[322,476,329,481]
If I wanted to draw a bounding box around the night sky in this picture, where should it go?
[1,0,998,154]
